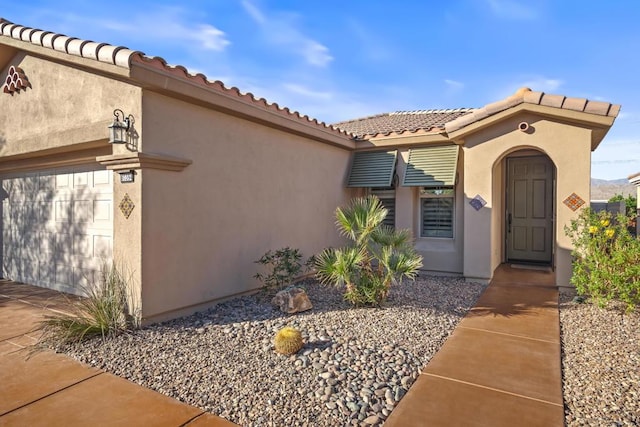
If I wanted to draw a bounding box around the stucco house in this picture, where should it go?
[0,18,620,323]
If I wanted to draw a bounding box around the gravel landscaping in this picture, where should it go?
[559,290,639,427]
[62,276,485,426]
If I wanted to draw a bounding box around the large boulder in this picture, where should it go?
[271,287,313,314]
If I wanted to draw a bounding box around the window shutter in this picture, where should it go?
[403,145,459,187]
[347,150,397,187]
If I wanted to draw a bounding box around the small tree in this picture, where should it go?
[254,247,308,291]
[314,196,423,306]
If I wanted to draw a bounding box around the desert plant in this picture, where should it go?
[38,261,139,346]
[314,195,423,306]
[254,247,310,290]
[274,326,304,355]
[565,208,640,311]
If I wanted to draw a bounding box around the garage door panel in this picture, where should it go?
[94,235,112,258]
[73,171,89,188]
[73,200,92,223]
[2,167,114,296]
[75,267,98,290]
[55,173,72,189]
[39,232,55,254]
[74,234,93,259]
[93,199,112,223]
[93,170,111,187]
[55,200,72,223]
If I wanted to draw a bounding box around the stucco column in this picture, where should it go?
[395,150,414,233]
[112,170,143,318]
[462,146,493,282]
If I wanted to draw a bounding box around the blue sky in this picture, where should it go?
[2,0,639,179]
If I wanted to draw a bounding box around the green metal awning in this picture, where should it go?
[347,150,397,187]
[402,145,459,187]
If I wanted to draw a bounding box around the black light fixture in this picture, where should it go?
[108,109,134,144]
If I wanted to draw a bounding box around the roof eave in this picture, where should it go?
[446,103,617,151]
[0,29,133,79]
[354,131,453,150]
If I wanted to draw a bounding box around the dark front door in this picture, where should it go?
[506,156,553,263]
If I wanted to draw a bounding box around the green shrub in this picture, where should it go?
[565,208,640,311]
[314,195,423,306]
[254,247,310,291]
[38,261,139,346]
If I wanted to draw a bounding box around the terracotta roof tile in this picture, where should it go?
[0,18,350,139]
[333,109,474,139]
[445,87,621,133]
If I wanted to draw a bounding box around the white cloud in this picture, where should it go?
[192,25,231,51]
[592,138,640,179]
[283,83,332,100]
[346,20,391,62]
[518,78,563,93]
[302,41,333,67]
[31,8,231,53]
[497,76,563,98]
[103,10,231,52]
[485,0,538,20]
[240,1,333,67]
[240,0,266,24]
[445,79,465,89]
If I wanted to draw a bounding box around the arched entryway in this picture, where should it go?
[498,149,556,266]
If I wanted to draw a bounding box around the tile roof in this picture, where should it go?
[333,109,474,139]
[0,18,350,139]
[445,87,621,133]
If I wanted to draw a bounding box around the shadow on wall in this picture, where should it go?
[0,169,109,296]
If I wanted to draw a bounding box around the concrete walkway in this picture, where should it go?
[2,266,564,426]
[386,265,564,427]
[0,280,235,427]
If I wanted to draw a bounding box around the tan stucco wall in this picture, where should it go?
[0,50,145,312]
[137,91,353,320]
[0,51,141,157]
[461,112,593,285]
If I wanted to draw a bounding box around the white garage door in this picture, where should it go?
[1,166,114,295]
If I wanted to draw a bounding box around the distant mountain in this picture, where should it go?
[591,178,635,200]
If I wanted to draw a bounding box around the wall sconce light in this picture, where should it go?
[108,109,134,144]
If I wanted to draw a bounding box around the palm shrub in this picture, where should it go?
[38,261,139,346]
[565,208,640,311]
[314,195,423,306]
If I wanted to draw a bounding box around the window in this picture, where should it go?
[421,188,454,238]
[371,187,395,228]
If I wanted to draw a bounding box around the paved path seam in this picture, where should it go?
[457,325,560,344]
[0,371,104,417]
[421,372,563,407]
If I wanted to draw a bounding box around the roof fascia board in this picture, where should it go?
[0,37,131,79]
[130,61,355,150]
[355,133,453,150]
[447,103,615,140]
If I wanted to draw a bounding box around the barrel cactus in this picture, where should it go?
[274,326,304,355]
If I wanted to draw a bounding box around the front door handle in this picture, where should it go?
[508,213,512,233]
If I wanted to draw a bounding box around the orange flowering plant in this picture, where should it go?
[565,208,639,311]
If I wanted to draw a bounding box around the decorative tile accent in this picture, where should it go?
[119,193,135,219]
[563,193,585,211]
[3,66,31,95]
[469,194,487,211]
